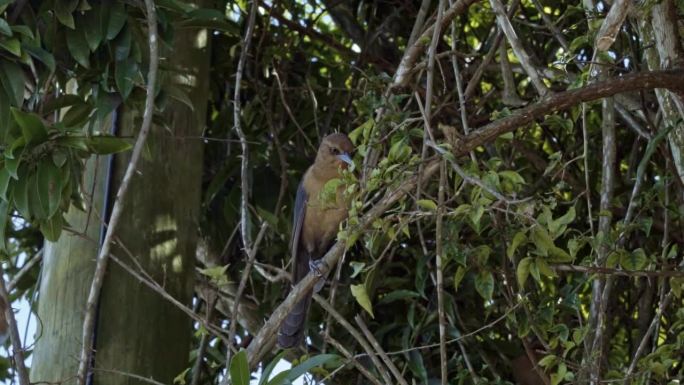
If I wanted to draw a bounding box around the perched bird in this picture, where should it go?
[278,133,354,349]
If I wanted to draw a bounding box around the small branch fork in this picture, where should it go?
[77,1,159,383]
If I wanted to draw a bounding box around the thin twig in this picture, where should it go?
[191,294,218,385]
[354,315,410,385]
[322,333,384,385]
[625,291,673,380]
[76,1,158,383]
[552,264,684,277]
[8,248,43,292]
[224,0,259,373]
[489,0,548,95]
[436,160,448,385]
[0,264,30,385]
[427,140,529,204]
[357,301,522,357]
[315,296,393,385]
[93,368,167,385]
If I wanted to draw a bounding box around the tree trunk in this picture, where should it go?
[31,22,210,385]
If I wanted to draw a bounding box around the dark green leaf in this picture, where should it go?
[0,200,8,251]
[55,0,78,29]
[66,27,90,68]
[61,102,93,128]
[37,159,63,217]
[0,18,11,36]
[22,43,56,72]
[87,136,132,154]
[42,94,85,115]
[0,37,20,57]
[41,213,64,242]
[378,290,421,304]
[0,60,26,106]
[474,270,494,300]
[82,3,106,51]
[106,2,127,40]
[13,167,30,218]
[11,108,48,144]
[115,57,139,98]
[0,168,10,201]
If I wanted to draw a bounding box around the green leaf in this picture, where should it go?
[453,266,467,291]
[350,284,374,318]
[29,172,49,219]
[536,258,557,278]
[115,57,139,98]
[229,350,250,385]
[22,43,56,72]
[107,2,127,40]
[42,94,85,115]
[349,261,365,278]
[287,354,339,380]
[620,248,647,270]
[548,246,574,263]
[55,0,78,29]
[265,372,290,385]
[11,108,48,144]
[0,18,12,36]
[0,37,21,56]
[0,168,9,201]
[379,290,420,304]
[37,159,63,217]
[507,231,527,259]
[83,3,106,51]
[0,200,8,251]
[0,60,26,106]
[531,226,555,256]
[349,118,373,144]
[13,167,30,218]
[549,206,576,236]
[474,271,494,300]
[517,257,533,287]
[61,102,93,128]
[417,199,437,211]
[66,27,90,68]
[319,178,342,207]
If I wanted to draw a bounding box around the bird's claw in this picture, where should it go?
[309,259,326,276]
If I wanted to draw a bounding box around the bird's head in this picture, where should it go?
[314,133,354,176]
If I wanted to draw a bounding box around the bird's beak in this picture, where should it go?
[336,152,354,166]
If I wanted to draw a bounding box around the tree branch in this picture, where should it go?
[451,69,684,157]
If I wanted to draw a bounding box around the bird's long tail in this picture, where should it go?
[277,292,311,348]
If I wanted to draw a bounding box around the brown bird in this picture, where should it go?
[278,133,354,349]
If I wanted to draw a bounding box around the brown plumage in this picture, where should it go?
[278,133,354,349]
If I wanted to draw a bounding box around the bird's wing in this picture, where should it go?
[290,181,308,280]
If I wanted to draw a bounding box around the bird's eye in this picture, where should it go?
[330,147,339,155]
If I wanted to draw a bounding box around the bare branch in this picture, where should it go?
[594,0,631,52]
[354,315,409,385]
[451,69,684,158]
